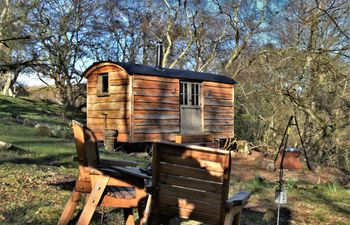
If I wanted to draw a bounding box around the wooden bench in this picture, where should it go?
[145,142,250,225]
[58,120,148,225]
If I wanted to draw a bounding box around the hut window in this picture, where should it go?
[99,73,109,95]
[180,82,200,106]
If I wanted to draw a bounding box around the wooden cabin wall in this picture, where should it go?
[87,66,130,141]
[132,75,180,141]
[202,82,234,139]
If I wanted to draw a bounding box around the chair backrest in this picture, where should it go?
[72,120,99,167]
[151,142,231,225]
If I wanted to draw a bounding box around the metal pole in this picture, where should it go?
[277,202,281,225]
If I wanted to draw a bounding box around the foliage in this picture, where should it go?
[0,0,349,170]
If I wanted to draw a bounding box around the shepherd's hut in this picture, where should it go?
[82,43,237,146]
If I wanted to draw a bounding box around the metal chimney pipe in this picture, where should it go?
[156,41,163,68]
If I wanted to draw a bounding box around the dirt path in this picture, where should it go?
[231,150,349,185]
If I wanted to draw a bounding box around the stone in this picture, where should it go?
[35,123,52,136]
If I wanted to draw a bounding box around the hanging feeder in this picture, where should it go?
[275,147,302,170]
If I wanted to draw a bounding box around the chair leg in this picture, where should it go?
[232,210,242,225]
[77,175,110,225]
[224,206,242,225]
[123,208,135,225]
[140,194,152,225]
[57,190,82,225]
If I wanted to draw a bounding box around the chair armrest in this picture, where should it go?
[99,158,137,167]
[226,191,251,208]
[110,166,152,179]
[82,166,104,175]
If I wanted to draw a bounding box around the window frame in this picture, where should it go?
[98,73,109,96]
[180,81,201,108]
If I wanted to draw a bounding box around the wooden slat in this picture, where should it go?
[134,95,179,104]
[87,74,98,82]
[159,184,222,204]
[134,109,179,115]
[108,71,129,79]
[205,132,233,139]
[109,85,129,94]
[203,88,232,98]
[159,163,224,182]
[134,119,179,126]
[92,131,129,142]
[87,94,129,104]
[133,113,178,120]
[133,88,176,97]
[87,85,129,95]
[158,144,227,163]
[204,125,233,132]
[204,95,232,101]
[159,173,223,193]
[203,81,233,88]
[151,143,161,218]
[204,86,232,94]
[134,75,178,83]
[133,79,178,90]
[87,80,97,88]
[204,120,234,125]
[88,102,130,111]
[110,79,129,86]
[204,106,233,113]
[87,110,129,119]
[160,153,225,173]
[204,112,234,119]
[175,134,214,143]
[132,133,176,142]
[159,194,221,214]
[91,66,122,74]
[88,124,129,133]
[205,99,233,107]
[133,126,179,134]
[129,75,134,142]
[160,205,220,224]
[134,102,179,111]
[88,86,129,95]
[87,118,130,127]
[220,147,232,223]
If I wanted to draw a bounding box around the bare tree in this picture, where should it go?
[0,0,32,96]
[27,0,97,108]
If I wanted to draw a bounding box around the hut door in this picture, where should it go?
[180,82,202,134]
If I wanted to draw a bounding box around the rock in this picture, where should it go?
[266,162,276,172]
[35,123,52,136]
[23,119,36,127]
[0,140,12,150]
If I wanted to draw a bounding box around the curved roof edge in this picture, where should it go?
[82,61,237,84]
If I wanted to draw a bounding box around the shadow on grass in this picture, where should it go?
[242,207,292,225]
[0,152,74,168]
[1,203,116,225]
[12,139,74,146]
[50,179,76,191]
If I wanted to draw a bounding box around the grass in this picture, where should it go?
[0,95,349,224]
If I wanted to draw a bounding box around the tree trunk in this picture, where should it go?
[1,70,20,97]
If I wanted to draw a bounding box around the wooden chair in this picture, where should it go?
[145,142,250,225]
[58,120,148,225]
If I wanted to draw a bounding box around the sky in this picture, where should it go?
[18,73,54,86]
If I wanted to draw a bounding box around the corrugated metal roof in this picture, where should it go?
[83,61,237,84]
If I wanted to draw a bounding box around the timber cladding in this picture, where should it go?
[203,82,234,139]
[86,65,130,142]
[132,75,180,142]
[83,61,236,143]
